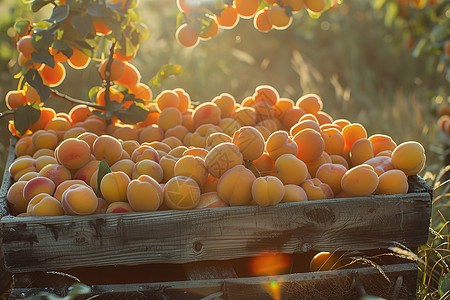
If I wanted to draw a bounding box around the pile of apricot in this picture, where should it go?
[6,85,426,217]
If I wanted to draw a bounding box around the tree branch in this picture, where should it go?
[50,89,106,110]
[104,41,118,106]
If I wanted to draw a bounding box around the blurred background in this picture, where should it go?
[0,0,448,180]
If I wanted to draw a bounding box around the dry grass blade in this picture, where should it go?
[349,256,390,283]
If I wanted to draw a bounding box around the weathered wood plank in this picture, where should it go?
[0,137,15,219]
[0,190,430,273]
[10,263,418,300]
[184,260,237,280]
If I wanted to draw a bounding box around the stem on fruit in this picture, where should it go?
[104,41,118,107]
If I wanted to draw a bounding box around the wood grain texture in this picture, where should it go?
[10,263,418,300]
[0,137,15,218]
[1,188,431,273]
[184,260,237,280]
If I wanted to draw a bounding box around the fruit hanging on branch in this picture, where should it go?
[3,0,183,137]
[175,0,343,47]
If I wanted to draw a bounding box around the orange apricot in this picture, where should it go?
[158,107,182,132]
[163,176,201,210]
[232,126,265,161]
[342,123,367,151]
[391,141,425,172]
[55,138,92,170]
[215,5,239,28]
[282,107,305,130]
[212,93,236,118]
[349,138,374,167]
[265,130,298,161]
[193,102,222,128]
[38,163,72,187]
[376,169,409,195]
[217,165,256,206]
[156,90,180,112]
[204,142,243,178]
[340,164,379,197]
[98,58,125,81]
[174,155,209,186]
[27,193,64,216]
[93,135,123,166]
[127,175,163,211]
[267,5,292,30]
[292,128,325,163]
[275,153,308,185]
[315,163,347,195]
[252,176,285,207]
[61,184,98,215]
[368,134,397,155]
[100,171,130,203]
[68,47,91,69]
[281,185,308,203]
[176,24,199,47]
[301,178,333,200]
[253,7,273,32]
[7,181,29,214]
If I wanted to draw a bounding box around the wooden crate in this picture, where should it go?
[0,136,433,299]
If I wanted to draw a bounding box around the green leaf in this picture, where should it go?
[70,14,94,39]
[24,69,52,101]
[430,22,450,43]
[439,273,450,298]
[66,283,91,299]
[47,5,70,23]
[114,102,149,124]
[87,4,110,17]
[32,0,52,12]
[148,64,183,90]
[384,2,398,27]
[14,102,41,136]
[96,161,111,198]
[88,86,101,102]
[14,19,31,36]
[412,37,429,57]
[31,50,55,68]
[52,41,73,58]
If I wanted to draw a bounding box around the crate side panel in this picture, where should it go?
[10,263,418,300]
[1,192,430,272]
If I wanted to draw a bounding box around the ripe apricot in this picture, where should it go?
[296,94,323,115]
[265,130,298,161]
[292,128,325,163]
[376,169,409,195]
[106,202,134,213]
[100,171,130,203]
[23,176,56,202]
[205,132,232,150]
[61,184,98,215]
[212,93,236,118]
[31,130,58,150]
[35,155,58,171]
[193,102,222,128]
[219,118,241,137]
[253,8,273,32]
[174,155,209,186]
[176,24,199,48]
[391,141,425,172]
[349,138,374,167]
[252,176,285,207]
[316,163,347,195]
[5,90,27,110]
[98,58,125,81]
[196,192,228,208]
[290,119,321,136]
[281,185,308,203]
[217,165,256,206]
[163,176,201,210]
[127,175,163,211]
[38,163,72,187]
[233,106,256,126]
[215,5,239,28]
[28,193,64,216]
[305,0,326,13]
[7,181,28,214]
[131,144,159,163]
[282,107,305,130]
[55,138,92,170]
[205,142,243,178]
[199,18,219,40]
[310,251,340,272]
[275,153,308,185]
[93,135,123,166]
[341,164,379,197]
[342,123,367,151]
[232,126,265,161]
[235,0,259,18]
[158,107,182,132]
[53,179,90,202]
[40,62,66,87]
[368,134,397,155]
[267,5,292,30]
[16,35,36,60]
[68,47,91,69]
[301,178,333,200]
[132,159,163,182]
[156,90,179,112]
